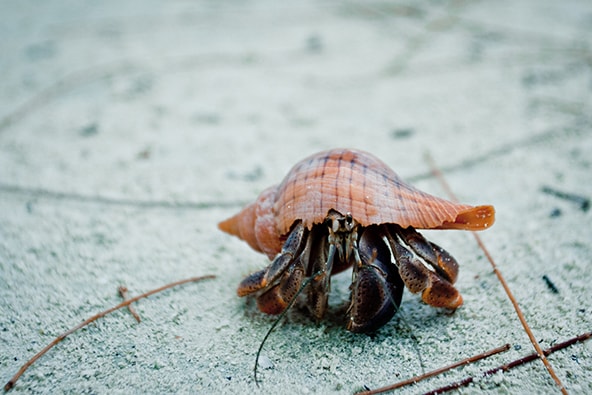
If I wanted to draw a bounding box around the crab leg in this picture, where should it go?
[255,256,306,315]
[347,226,404,333]
[387,225,463,309]
[397,225,459,283]
[306,226,333,321]
[236,222,308,314]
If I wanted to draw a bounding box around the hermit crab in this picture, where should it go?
[219,148,494,333]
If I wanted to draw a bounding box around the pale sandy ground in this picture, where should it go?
[1,1,591,394]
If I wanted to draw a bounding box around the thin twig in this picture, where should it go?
[472,228,568,393]
[423,331,591,394]
[118,285,142,323]
[425,153,568,394]
[357,343,511,395]
[4,274,215,392]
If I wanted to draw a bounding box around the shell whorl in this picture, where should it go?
[272,148,494,234]
[218,186,282,259]
[219,148,495,256]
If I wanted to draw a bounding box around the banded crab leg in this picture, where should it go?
[236,221,308,315]
[397,225,459,283]
[305,227,333,321]
[386,224,463,309]
[237,218,345,320]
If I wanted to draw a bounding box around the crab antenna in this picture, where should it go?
[253,270,324,386]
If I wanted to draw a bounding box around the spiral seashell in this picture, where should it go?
[219,148,495,258]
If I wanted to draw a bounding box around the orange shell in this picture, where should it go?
[219,148,495,258]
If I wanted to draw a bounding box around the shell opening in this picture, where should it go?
[437,205,495,231]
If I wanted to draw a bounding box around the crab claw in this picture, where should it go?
[347,227,404,333]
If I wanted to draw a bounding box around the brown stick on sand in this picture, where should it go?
[4,275,215,391]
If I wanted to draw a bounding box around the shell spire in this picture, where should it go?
[218,186,282,259]
[218,200,260,252]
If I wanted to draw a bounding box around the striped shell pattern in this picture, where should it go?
[219,148,495,259]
